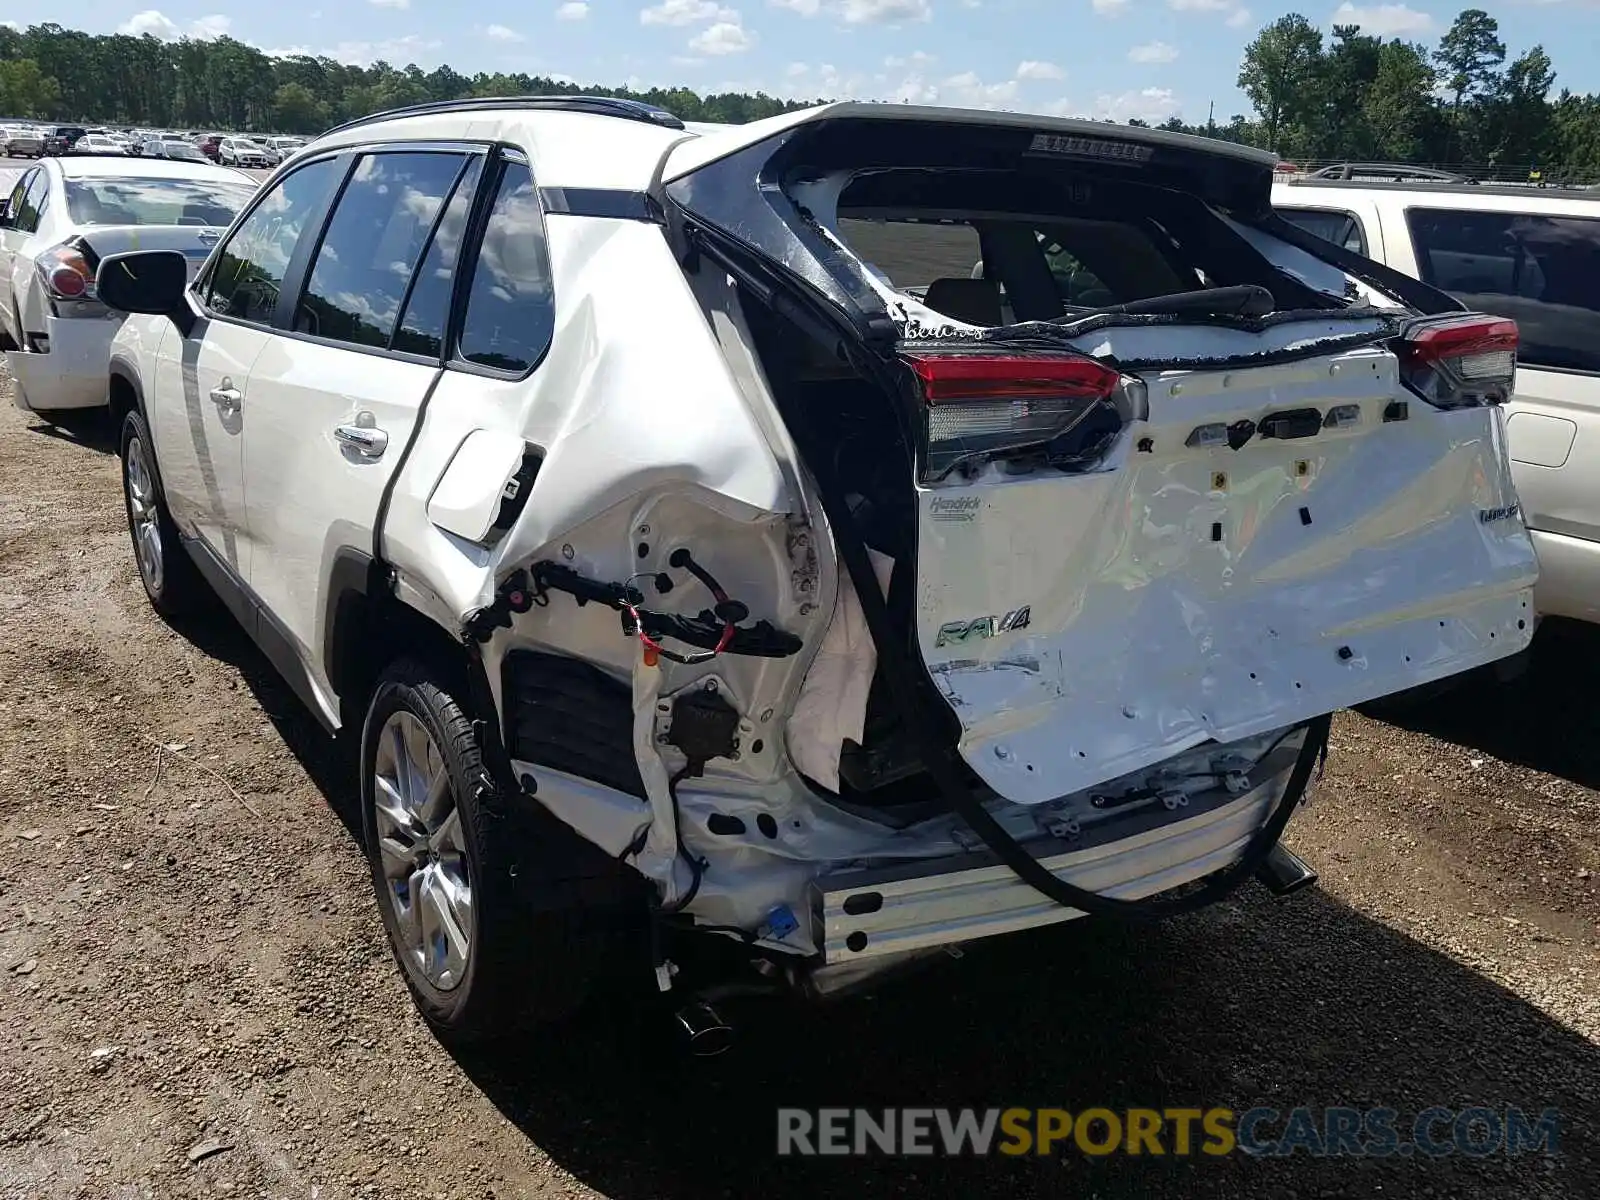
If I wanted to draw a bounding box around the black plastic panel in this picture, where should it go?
[503,650,645,797]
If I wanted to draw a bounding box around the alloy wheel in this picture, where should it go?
[124,435,164,596]
[372,711,475,991]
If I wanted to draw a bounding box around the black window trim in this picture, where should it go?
[274,144,484,366]
[444,145,558,383]
[1276,204,1368,256]
[1402,202,1600,379]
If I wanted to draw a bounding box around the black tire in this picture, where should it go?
[119,409,209,617]
[360,659,614,1044]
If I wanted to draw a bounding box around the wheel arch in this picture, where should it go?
[324,549,477,729]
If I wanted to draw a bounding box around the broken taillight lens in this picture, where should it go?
[1397,315,1518,409]
[903,351,1123,481]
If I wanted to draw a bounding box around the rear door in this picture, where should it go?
[1398,204,1600,619]
[239,146,483,721]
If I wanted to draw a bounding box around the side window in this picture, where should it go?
[7,170,35,231]
[16,170,48,234]
[391,157,483,357]
[1277,207,1367,256]
[293,151,469,351]
[1406,207,1600,374]
[206,158,340,326]
[456,158,554,373]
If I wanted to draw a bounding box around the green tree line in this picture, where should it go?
[1218,9,1599,176]
[0,12,1595,178]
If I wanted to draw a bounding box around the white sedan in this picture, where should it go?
[70,134,131,156]
[0,156,258,415]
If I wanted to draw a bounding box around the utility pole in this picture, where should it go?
[1207,100,1215,135]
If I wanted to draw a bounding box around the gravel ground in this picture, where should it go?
[0,382,1597,1199]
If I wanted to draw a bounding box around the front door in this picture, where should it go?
[145,155,347,591]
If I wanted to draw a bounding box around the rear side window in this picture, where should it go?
[294,151,469,351]
[456,159,554,374]
[1276,207,1368,256]
[7,169,35,233]
[207,158,340,325]
[1406,207,1600,374]
[391,157,483,358]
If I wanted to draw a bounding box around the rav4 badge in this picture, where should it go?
[935,607,1032,648]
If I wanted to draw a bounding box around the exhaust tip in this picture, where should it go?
[1256,844,1318,897]
[675,1000,735,1057]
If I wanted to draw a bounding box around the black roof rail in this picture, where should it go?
[1281,176,1600,199]
[323,95,685,138]
[1308,162,1469,182]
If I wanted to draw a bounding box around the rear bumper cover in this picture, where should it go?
[1528,528,1600,626]
[817,758,1298,962]
[7,315,118,412]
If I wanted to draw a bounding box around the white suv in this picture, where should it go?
[98,98,1538,1043]
[1275,175,1600,628]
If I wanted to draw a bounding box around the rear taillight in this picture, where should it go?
[38,244,94,301]
[1397,315,1518,409]
[903,351,1123,482]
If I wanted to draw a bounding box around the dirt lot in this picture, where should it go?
[1,379,1597,1200]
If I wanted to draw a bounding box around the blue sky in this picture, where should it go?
[3,0,1596,125]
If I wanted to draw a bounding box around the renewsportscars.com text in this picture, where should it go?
[776,1106,1561,1158]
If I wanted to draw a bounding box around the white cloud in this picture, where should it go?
[1328,2,1435,35]
[1128,40,1178,63]
[118,10,233,39]
[942,70,1020,108]
[770,0,929,20]
[1092,0,1129,12]
[838,0,931,21]
[689,18,756,52]
[556,1,589,17]
[1094,86,1181,123]
[0,17,19,28]
[1016,59,1064,80]
[191,14,231,38]
[884,50,936,67]
[1166,0,1252,27]
[269,33,443,64]
[642,0,732,22]
[485,23,524,40]
[369,0,409,8]
[119,10,180,37]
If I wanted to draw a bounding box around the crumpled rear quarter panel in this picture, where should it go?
[917,349,1537,804]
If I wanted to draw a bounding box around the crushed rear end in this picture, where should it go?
[479,106,1537,996]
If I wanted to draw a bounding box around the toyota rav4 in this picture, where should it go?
[97,97,1538,1045]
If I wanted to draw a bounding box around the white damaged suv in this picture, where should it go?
[98,97,1538,1043]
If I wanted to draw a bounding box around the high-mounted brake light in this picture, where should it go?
[902,351,1123,482]
[1397,315,1518,409]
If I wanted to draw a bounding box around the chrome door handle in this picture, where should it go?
[208,385,241,413]
[334,423,389,457]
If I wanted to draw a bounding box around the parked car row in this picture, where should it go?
[22,98,1534,1049]
[0,121,308,164]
